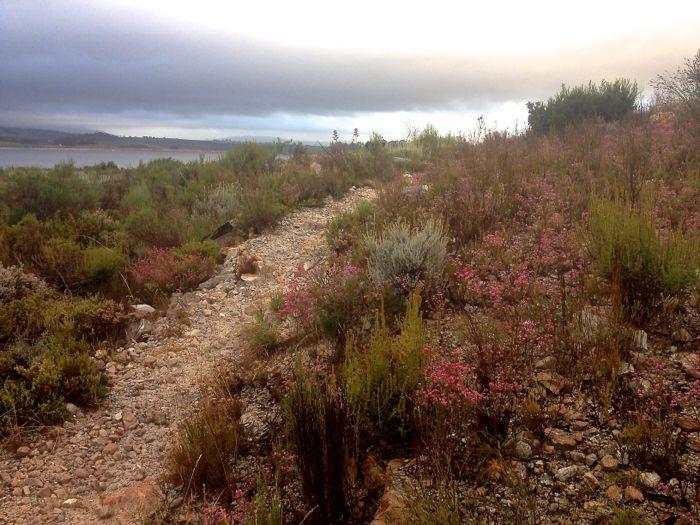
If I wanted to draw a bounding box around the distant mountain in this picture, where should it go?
[0,127,240,151]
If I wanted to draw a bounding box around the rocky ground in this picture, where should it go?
[0,186,377,525]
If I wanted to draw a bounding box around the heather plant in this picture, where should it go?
[587,196,699,319]
[0,264,48,303]
[130,246,217,302]
[345,290,425,447]
[278,257,372,338]
[364,217,448,295]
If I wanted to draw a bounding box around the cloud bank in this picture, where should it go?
[1,0,698,138]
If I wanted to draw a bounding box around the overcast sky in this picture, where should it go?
[1,0,699,141]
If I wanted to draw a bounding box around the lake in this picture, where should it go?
[0,148,222,169]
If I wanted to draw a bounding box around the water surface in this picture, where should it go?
[0,148,221,169]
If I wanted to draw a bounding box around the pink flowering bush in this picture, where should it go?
[278,256,373,337]
[130,246,216,301]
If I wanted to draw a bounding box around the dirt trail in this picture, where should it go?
[0,187,376,525]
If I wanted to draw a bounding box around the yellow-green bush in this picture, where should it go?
[345,290,425,446]
[587,196,699,318]
[81,246,129,287]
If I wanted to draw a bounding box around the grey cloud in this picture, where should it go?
[0,1,696,124]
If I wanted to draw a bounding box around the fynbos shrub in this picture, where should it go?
[345,290,425,446]
[364,218,448,293]
[587,196,698,318]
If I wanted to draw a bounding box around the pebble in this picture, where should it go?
[555,465,583,482]
[600,455,619,471]
[625,485,644,502]
[640,471,661,490]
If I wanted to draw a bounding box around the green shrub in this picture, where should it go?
[37,237,84,290]
[0,294,127,346]
[81,246,129,287]
[167,398,246,499]
[345,290,425,446]
[587,196,699,318]
[527,79,640,134]
[0,337,106,435]
[175,240,224,264]
[364,217,448,293]
[0,293,49,343]
[610,508,642,525]
[284,364,351,524]
[325,199,375,257]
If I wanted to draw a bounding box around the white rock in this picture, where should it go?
[639,471,661,490]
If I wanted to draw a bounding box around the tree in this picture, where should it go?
[526,79,640,134]
[332,130,339,143]
[651,49,700,124]
[352,128,359,144]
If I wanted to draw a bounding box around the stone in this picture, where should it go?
[98,477,161,522]
[122,410,138,430]
[15,446,31,458]
[534,356,556,370]
[74,468,89,479]
[37,487,52,498]
[625,485,644,502]
[102,442,119,455]
[62,498,81,508]
[536,372,569,395]
[131,304,156,316]
[363,454,386,491]
[600,455,619,471]
[65,403,79,415]
[143,355,157,366]
[514,441,532,460]
[583,500,604,512]
[672,328,692,343]
[675,417,700,432]
[606,484,623,502]
[582,472,599,489]
[633,330,648,350]
[639,471,661,490]
[570,451,586,463]
[554,465,583,482]
[544,428,577,447]
[617,362,634,375]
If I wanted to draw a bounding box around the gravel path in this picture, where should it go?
[0,187,376,525]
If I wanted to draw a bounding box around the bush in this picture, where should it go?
[587,196,699,318]
[652,48,700,125]
[81,246,129,288]
[0,264,49,303]
[168,398,246,499]
[527,79,640,134]
[364,218,448,294]
[241,310,280,356]
[345,290,425,446]
[130,246,217,301]
[0,337,106,435]
[284,364,351,525]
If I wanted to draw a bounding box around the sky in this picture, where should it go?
[1,0,699,142]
